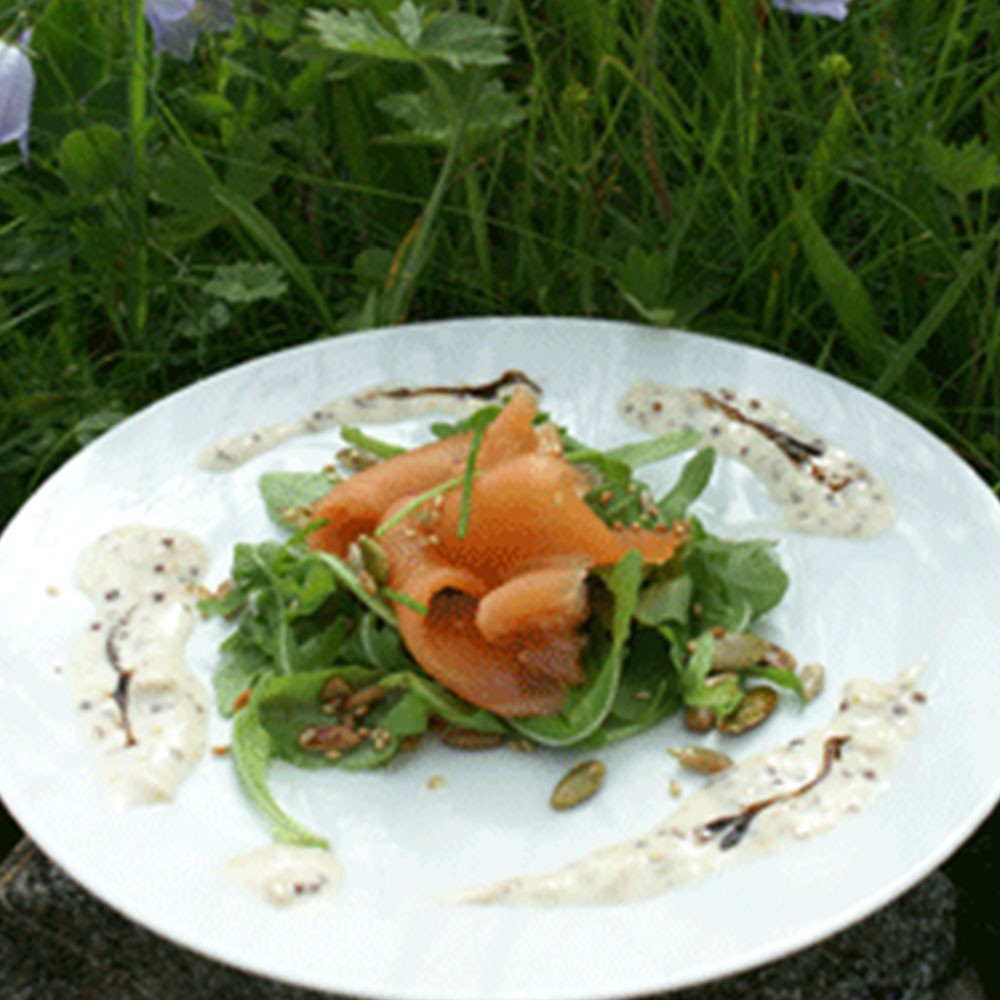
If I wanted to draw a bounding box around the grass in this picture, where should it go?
[1,0,998,532]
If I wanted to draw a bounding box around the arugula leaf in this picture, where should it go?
[565,431,701,532]
[657,448,717,523]
[429,403,502,439]
[373,474,469,538]
[254,667,424,771]
[457,406,496,538]
[312,550,398,625]
[601,429,702,469]
[340,425,407,459]
[212,634,272,717]
[350,612,416,671]
[603,626,681,735]
[745,664,806,700]
[685,525,789,630]
[509,550,644,747]
[254,666,506,775]
[203,538,399,720]
[634,570,693,627]
[683,672,743,716]
[381,671,508,734]
[259,470,339,527]
[677,629,715,696]
[230,698,329,848]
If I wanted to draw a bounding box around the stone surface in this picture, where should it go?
[0,837,962,1000]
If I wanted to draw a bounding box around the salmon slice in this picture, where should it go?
[311,387,688,717]
[308,387,541,556]
[378,514,584,716]
[430,452,687,582]
[475,564,589,645]
[400,589,568,718]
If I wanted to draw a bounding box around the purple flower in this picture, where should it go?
[145,0,235,61]
[0,32,35,165]
[772,0,852,20]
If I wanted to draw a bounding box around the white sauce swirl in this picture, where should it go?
[619,381,894,537]
[227,845,343,906]
[454,669,923,906]
[199,370,541,471]
[69,526,209,807]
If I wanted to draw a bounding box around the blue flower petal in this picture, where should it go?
[0,38,36,165]
[145,0,235,61]
[147,9,202,60]
[146,0,198,23]
[772,0,852,20]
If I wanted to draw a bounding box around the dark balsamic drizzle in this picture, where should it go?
[376,369,542,402]
[697,735,851,851]
[104,608,138,747]
[699,391,853,493]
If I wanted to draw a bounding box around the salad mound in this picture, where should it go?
[202,385,799,847]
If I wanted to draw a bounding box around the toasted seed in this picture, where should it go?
[551,759,606,811]
[320,675,352,706]
[345,541,366,575]
[684,705,716,733]
[277,504,315,529]
[710,632,772,672]
[798,662,826,702]
[370,727,393,752]
[668,746,734,774]
[762,642,797,672]
[440,726,506,750]
[716,686,778,735]
[343,684,389,716]
[297,723,365,752]
[337,446,378,472]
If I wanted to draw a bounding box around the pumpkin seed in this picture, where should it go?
[710,631,772,672]
[358,535,391,585]
[762,642,797,672]
[683,705,716,733]
[716,686,778,735]
[668,746,734,774]
[440,726,506,750]
[551,759,606,810]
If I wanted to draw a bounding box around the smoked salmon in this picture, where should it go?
[309,389,687,717]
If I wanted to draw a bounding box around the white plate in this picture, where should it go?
[1,317,998,1000]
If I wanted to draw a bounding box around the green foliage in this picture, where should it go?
[205,262,289,304]
[307,2,513,69]
[1,0,998,535]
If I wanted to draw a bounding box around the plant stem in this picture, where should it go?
[126,0,150,348]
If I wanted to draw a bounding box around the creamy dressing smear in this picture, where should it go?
[69,526,210,807]
[199,370,541,471]
[228,845,343,906]
[454,669,923,906]
[619,381,894,537]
